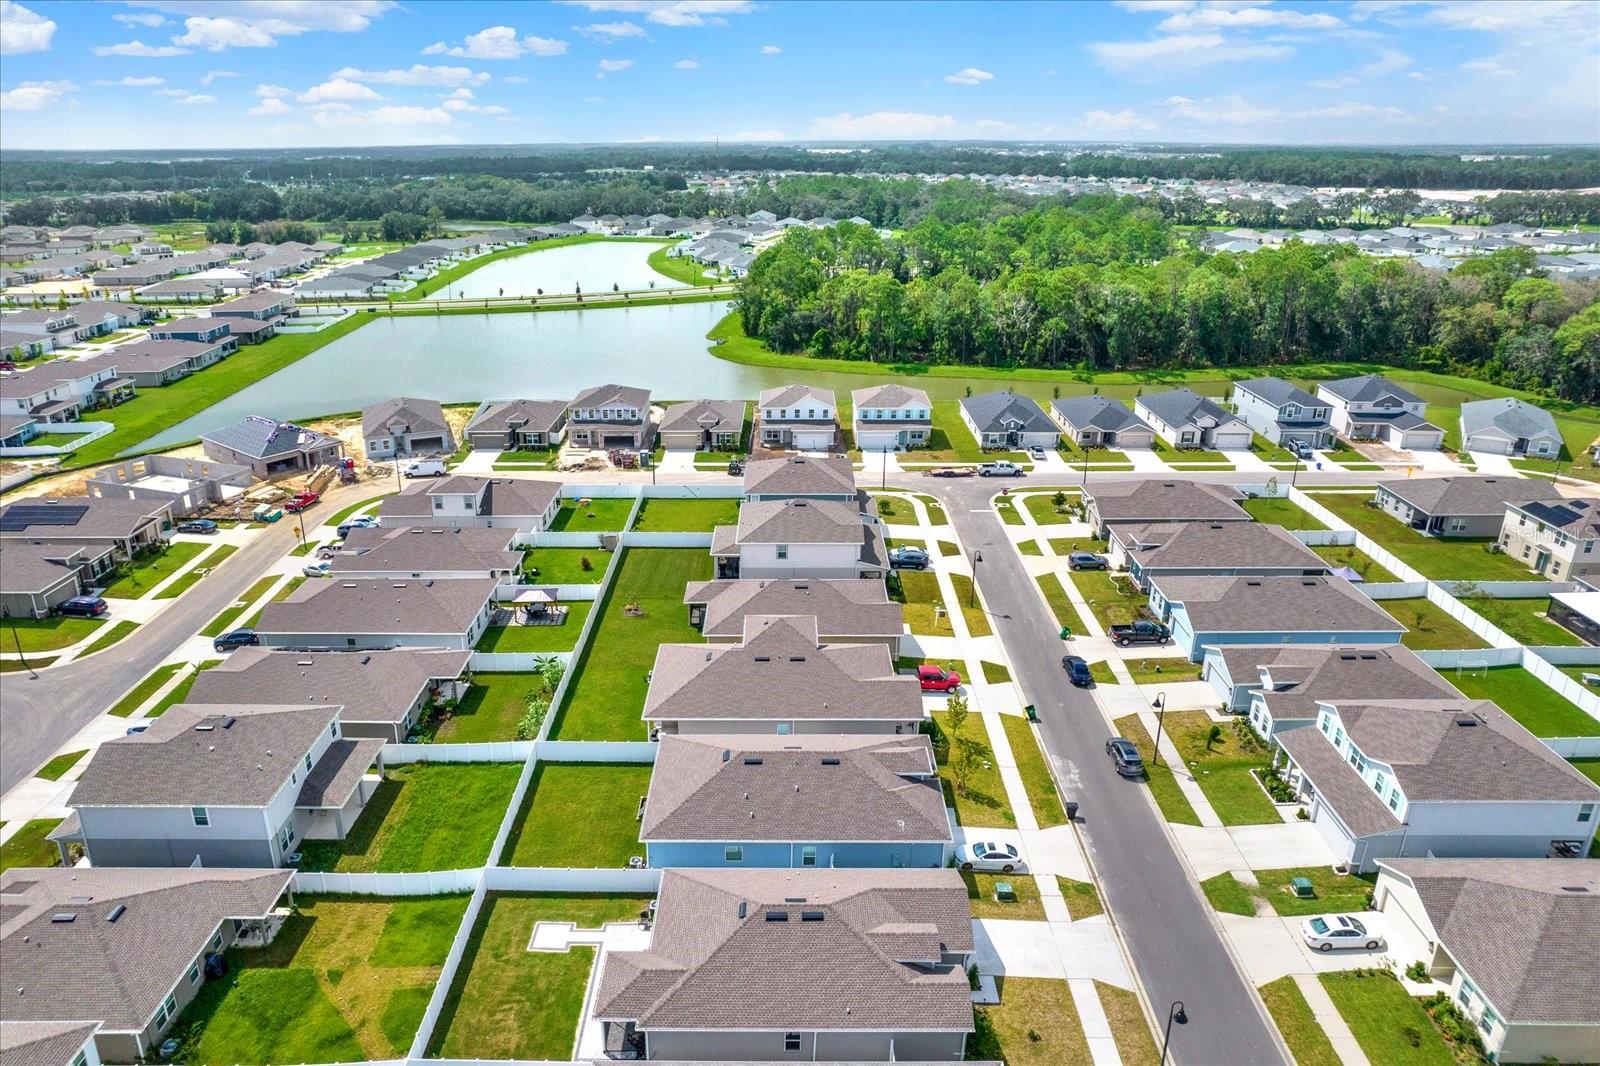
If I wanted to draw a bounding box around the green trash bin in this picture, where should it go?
[1024,704,1038,723]
[1059,626,1072,640]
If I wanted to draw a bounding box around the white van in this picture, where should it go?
[403,457,448,477]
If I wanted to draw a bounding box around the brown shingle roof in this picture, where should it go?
[1116,521,1328,571]
[658,399,746,435]
[255,576,495,637]
[330,526,520,575]
[1379,476,1551,517]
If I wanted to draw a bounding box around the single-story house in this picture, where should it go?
[209,291,295,321]
[0,413,39,449]
[959,391,1059,451]
[1315,374,1444,451]
[133,278,223,302]
[362,396,455,459]
[1373,476,1552,538]
[254,575,498,651]
[377,475,561,534]
[330,526,522,581]
[658,399,747,452]
[85,454,253,517]
[68,703,384,868]
[1081,479,1249,535]
[1149,573,1406,662]
[644,615,923,735]
[1202,643,1457,726]
[0,1021,103,1066]
[851,384,931,453]
[1232,377,1335,449]
[757,384,838,451]
[0,541,116,618]
[102,338,234,387]
[1135,388,1252,450]
[0,495,170,559]
[1459,398,1563,458]
[463,398,569,451]
[1112,521,1328,588]
[641,734,951,869]
[742,454,858,502]
[593,868,974,1062]
[711,498,887,580]
[61,300,148,332]
[685,577,904,654]
[567,383,654,450]
[201,415,345,480]
[1049,395,1154,450]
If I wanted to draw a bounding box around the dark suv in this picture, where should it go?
[212,628,260,652]
[58,596,109,618]
[1106,737,1145,778]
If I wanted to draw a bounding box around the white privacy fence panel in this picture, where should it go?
[525,531,610,548]
[1415,648,1524,669]
[469,651,573,673]
[489,754,541,866]
[292,868,480,895]
[1359,581,1430,599]
[383,741,534,763]
[1288,488,1427,584]
[1522,649,1600,719]
[1292,529,1357,547]
[536,740,657,763]
[494,582,601,602]
[1525,645,1600,665]
[408,876,489,1060]
[641,484,741,499]
[562,483,638,499]
[620,531,714,547]
[484,865,662,892]
[1437,580,1579,598]
[1543,736,1600,758]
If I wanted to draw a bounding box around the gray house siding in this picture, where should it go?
[644,1029,965,1061]
[78,804,273,868]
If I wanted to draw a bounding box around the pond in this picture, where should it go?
[446,239,687,299]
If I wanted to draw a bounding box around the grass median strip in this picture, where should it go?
[76,620,138,657]
[1096,981,1160,1066]
[101,542,206,598]
[1035,573,1089,635]
[201,575,279,637]
[34,749,88,781]
[155,544,239,599]
[933,710,1015,828]
[1112,714,1201,826]
[1201,872,1259,916]
[147,660,222,717]
[107,661,186,716]
[1000,713,1066,828]
[1260,977,1341,1066]
[970,977,1091,1066]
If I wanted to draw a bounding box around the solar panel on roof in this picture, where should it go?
[0,503,87,530]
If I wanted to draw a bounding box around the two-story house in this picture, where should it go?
[850,384,931,452]
[1201,642,1457,728]
[254,576,498,651]
[1149,573,1406,662]
[1374,476,1550,538]
[566,383,654,450]
[377,475,561,535]
[0,353,133,424]
[147,317,237,347]
[756,384,838,451]
[1135,388,1251,451]
[1315,374,1444,450]
[1498,496,1600,579]
[361,396,455,459]
[711,498,887,580]
[1231,377,1334,449]
[68,703,384,868]
[742,454,858,501]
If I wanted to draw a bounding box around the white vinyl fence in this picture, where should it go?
[484,865,662,893]
[384,741,534,763]
[536,740,657,763]
[292,868,480,895]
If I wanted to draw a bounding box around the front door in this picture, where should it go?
[1534,550,1551,573]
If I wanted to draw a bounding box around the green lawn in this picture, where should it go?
[77,620,138,656]
[1257,866,1376,917]
[201,575,279,637]
[950,573,992,636]
[1058,877,1104,921]
[1000,713,1066,828]
[1096,981,1160,1066]
[1164,712,1279,825]
[107,660,186,716]
[549,496,634,531]
[552,549,711,740]
[1308,493,1537,580]
[913,494,949,525]
[1023,491,1079,523]
[1260,977,1341,1066]
[970,977,1090,1066]
[1242,496,1327,530]
[172,895,468,1064]
[1460,596,1582,646]
[1250,434,1300,464]
[962,870,1046,920]
[1112,714,1201,826]
[0,615,104,652]
[324,492,395,528]
[430,893,652,1060]
[892,569,954,635]
[1087,660,1118,686]
[298,762,522,873]
[911,400,1029,464]
[1376,597,1490,650]
[522,546,608,584]
[503,762,652,868]
[0,819,61,872]
[101,542,206,598]
[1069,569,1147,628]
[35,749,87,781]
[147,660,222,717]
[1310,543,1399,583]
[994,495,1023,525]
[156,544,239,598]
[630,495,740,532]
[1438,665,1600,736]
[430,672,553,743]
[648,243,718,285]
[1122,657,1202,684]
[1036,574,1088,635]
[1569,757,1600,785]
[1201,872,1258,916]
[982,660,1012,683]
[1320,972,1455,1066]
[871,493,916,522]
[478,601,593,652]
[933,710,1016,828]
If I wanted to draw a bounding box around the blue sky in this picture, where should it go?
[1,0,1596,150]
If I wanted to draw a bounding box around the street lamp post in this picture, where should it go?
[1151,691,1168,767]
[1159,1001,1187,1066]
[881,446,888,491]
[969,550,982,608]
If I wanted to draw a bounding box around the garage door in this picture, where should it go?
[603,434,637,448]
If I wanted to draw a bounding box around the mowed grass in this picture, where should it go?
[1308,492,1536,580]
[1036,573,1089,635]
[1164,712,1278,826]
[892,568,955,635]
[549,496,634,531]
[932,710,1016,828]
[1242,496,1326,530]
[156,544,239,598]
[429,893,652,1060]
[107,660,186,716]
[34,749,87,781]
[1461,596,1582,646]
[1376,597,1489,650]
[1024,491,1079,524]
[1260,977,1341,1066]
[551,548,711,740]
[1000,713,1066,828]
[1096,981,1160,1066]
[0,818,62,872]
[1310,543,1399,583]
[100,542,206,598]
[173,894,468,1064]
[201,575,278,637]
[1201,872,1259,916]
[477,601,593,652]
[1438,665,1600,737]
[298,763,522,873]
[430,672,553,743]
[1320,971,1455,1066]
[630,495,740,532]
[962,871,1046,920]
[502,762,652,868]
[1112,714,1201,826]
[522,546,608,584]
[969,977,1090,1066]
[1256,866,1377,918]
[1069,569,1147,628]
[77,620,138,656]
[146,660,222,717]
[0,615,104,652]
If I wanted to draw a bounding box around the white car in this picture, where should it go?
[302,559,332,577]
[1028,445,1047,460]
[1301,914,1384,952]
[955,841,1026,873]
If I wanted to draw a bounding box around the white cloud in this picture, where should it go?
[0,79,76,111]
[297,77,383,103]
[247,95,292,115]
[155,87,187,96]
[577,20,647,40]
[1082,108,1157,131]
[173,16,278,50]
[502,74,529,83]
[1,1,55,55]
[92,38,190,56]
[674,57,699,69]
[1310,47,1412,89]
[1088,33,1292,72]
[760,44,781,54]
[177,93,217,104]
[1299,101,1415,123]
[1156,6,1343,32]
[253,83,291,97]
[201,69,240,84]
[808,110,957,138]
[1164,92,1281,125]
[944,67,994,85]
[422,25,567,59]
[371,104,451,125]
[1461,56,1514,76]
[114,12,168,28]
[555,1,757,27]
[95,75,168,87]
[1406,69,1429,80]
[331,64,489,86]
[440,88,510,115]
[597,58,634,77]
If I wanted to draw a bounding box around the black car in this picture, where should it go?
[1068,551,1108,571]
[58,595,109,618]
[176,519,219,534]
[889,545,930,570]
[1062,655,1094,687]
[1106,737,1145,778]
[213,628,260,652]
[726,459,745,476]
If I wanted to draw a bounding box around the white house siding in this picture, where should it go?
[644,1028,964,1061]
[665,718,920,736]
[737,542,868,579]
[78,804,274,868]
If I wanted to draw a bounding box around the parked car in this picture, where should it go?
[125,723,149,736]
[336,514,379,538]
[1062,655,1094,687]
[212,628,259,653]
[978,460,1025,477]
[57,596,108,618]
[916,664,962,692]
[1068,551,1108,571]
[1301,915,1384,952]
[956,842,1026,874]
[1110,619,1171,647]
[1292,440,1316,460]
[1028,445,1047,460]
[1106,737,1145,777]
[403,457,447,477]
[176,519,218,534]
[302,559,332,577]
[889,545,930,570]
[924,466,973,478]
[283,491,320,513]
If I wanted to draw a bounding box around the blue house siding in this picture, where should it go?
[646,841,949,869]
[1181,629,1403,663]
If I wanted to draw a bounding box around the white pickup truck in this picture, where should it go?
[978,460,1025,477]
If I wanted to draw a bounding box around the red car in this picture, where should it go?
[283,491,321,513]
[917,664,962,692]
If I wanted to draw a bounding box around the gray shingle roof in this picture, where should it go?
[296,736,385,808]
[1048,395,1148,434]
[758,383,835,412]
[466,398,568,436]
[736,498,869,544]
[641,734,948,843]
[852,384,930,411]
[743,455,856,497]
[186,647,469,729]
[594,868,973,1032]
[1236,376,1320,408]
[1115,521,1328,571]
[1379,858,1600,1024]
[1085,480,1248,524]
[684,578,904,640]
[0,353,121,401]
[1459,398,1560,442]
[256,576,496,638]
[960,391,1058,434]
[0,1021,101,1066]
[1215,644,1457,721]
[0,541,111,594]
[1277,726,1402,837]
[1317,374,1423,405]
[0,495,168,541]
[362,396,450,443]
[1379,476,1551,517]
[378,476,560,523]
[331,526,520,575]
[1136,388,1240,429]
[201,415,339,460]
[1151,574,1404,634]
[571,382,650,411]
[657,399,747,436]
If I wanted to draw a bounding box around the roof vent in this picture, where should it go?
[743,756,763,766]
[721,749,732,763]
[360,655,371,665]
[1246,580,1262,587]
[801,910,825,922]
[222,717,235,729]
[297,660,313,666]
[50,913,75,923]
[789,656,806,663]
[1454,716,1479,727]
[194,722,214,732]
[765,910,789,922]
[754,656,771,663]
[820,757,841,766]
[738,901,748,918]
[784,896,806,903]
[105,904,125,923]
[1560,885,1589,893]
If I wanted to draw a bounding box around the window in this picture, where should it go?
[192,807,209,827]
[784,1033,802,1053]
[801,846,816,867]
[724,846,743,862]
[155,992,177,1030]
[1448,518,1468,533]
[304,752,313,773]
[1479,1008,1499,1036]
[776,544,788,560]
[1580,803,1594,823]
[189,963,201,985]
[71,1053,87,1066]
[212,931,223,951]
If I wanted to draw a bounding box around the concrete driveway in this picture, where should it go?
[1468,451,1521,475]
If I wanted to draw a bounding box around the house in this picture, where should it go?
[330,526,522,580]
[958,392,1059,451]
[1135,388,1252,450]
[1149,574,1405,662]
[133,278,223,302]
[593,868,973,1062]
[0,308,95,345]
[362,396,454,459]
[1048,395,1154,450]
[1112,521,1328,589]
[1231,377,1334,449]
[640,734,951,869]
[712,498,887,580]
[201,415,344,480]
[254,576,498,651]
[1081,479,1249,535]
[185,647,470,743]
[147,317,235,346]
[567,383,654,450]
[0,495,170,559]
[86,454,253,517]
[0,353,132,424]
[209,290,294,326]
[1276,699,1599,872]
[1315,374,1444,450]
[68,703,384,867]
[295,274,376,298]
[0,413,39,449]
[756,384,838,451]
[0,330,54,360]
[463,399,568,451]
[1374,476,1551,538]
[0,541,116,618]
[1459,398,1563,458]
[1497,496,1600,579]
[685,577,905,654]
[0,1021,102,1066]
[657,399,747,452]
[742,454,858,501]
[645,615,922,735]
[1372,859,1600,1064]
[0,867,293,1064]
[1203,643,1458,728]
[851,385,931,452]
[102,338,234,387]
[377,475,561,534]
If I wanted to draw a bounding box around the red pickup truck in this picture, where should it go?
[283,491,321,513]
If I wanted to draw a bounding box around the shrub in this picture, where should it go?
[1205,723,1223,749]
[967,964,980,990]
[580,555,593,572]
[1405,960,1430,982]
[1296,807,1309,820]
[515,694,550,740]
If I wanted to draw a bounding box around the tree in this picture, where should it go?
[944,690,970,738]
[950,739,979,796]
